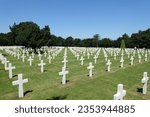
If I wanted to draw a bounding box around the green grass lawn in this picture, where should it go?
[0,47,150,100]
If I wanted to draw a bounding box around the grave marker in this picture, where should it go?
[106,59,111,72]
[21,54,26,62]
[93,55,97,64]
[27,56,33,66]
[38,60,46,73]
[5,63,16,78]
[80,56,84,66]
[141,72,149,94]
[59,67,69,84]
[114,84,126,100]
[47,55,52,64]
[38,53,42,61]
[12,74,28,98]
[130,56,134,65]
[120,56,124,68]
[87,62,94,77]
[138,54,141,63]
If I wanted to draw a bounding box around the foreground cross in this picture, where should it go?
[59,67,69,84]
[87,62,94,77]
[38,60,46,73]
[141,72,149,94]
[113,84,126,100]
[5,63,16,78]
[12,74,28,98]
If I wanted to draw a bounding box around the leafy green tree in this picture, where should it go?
[1,21,150,48]
[39,25,51,46]
[0,33,8,46]
[120,39,126,49]
[93,34,100,47]
[101,38,113,47]
[65,36,74,46]
[9,22,41,49]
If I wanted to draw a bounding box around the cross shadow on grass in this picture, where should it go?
[24,90,33,96]
[61,80,70,84]
[13,74,18,78]
[137,88,143,93]
[87,74,94,77]
[44,70,48,72]
[46,94,68,100]
[2,54,8,57]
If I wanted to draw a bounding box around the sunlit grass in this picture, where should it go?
[0,48,150,100]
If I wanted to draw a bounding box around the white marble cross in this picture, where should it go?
[44,51,47,57]
[38,53,42,60]
[114,84,126,100]
[21,54,26,62]
[52,53,55,59]
[26,51,29,56]
[59,67,69,84]
[31,52,34,58]
[38,60,46,73]
[93,55,97,64]
[17,52,20,59]
[12,74,28,98]
[138,55,141,63]
[114,53,117,60]
[87,62,94,77]
[13,52,17,57]
[76,54,80,60]
[127,52,130,58]
[47,55,52,64]
[48,50,51,55]
[27,56,33,66]
[80,56,84,65]
[22,50,25,55]
[5,63,16,78]
[3,58,9,70]
[106,59,111,72]
[104,54,108,62]
[87,52,90,59]
[121,49,124,56]
[62,57,68,69]
[141,72,149,94]
[130,56,134,65]
[145,54,147,61]
[120,56,124,68]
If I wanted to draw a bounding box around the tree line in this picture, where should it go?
[0,21,150,48]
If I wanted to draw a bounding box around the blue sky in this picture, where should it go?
[0,0,150,39]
